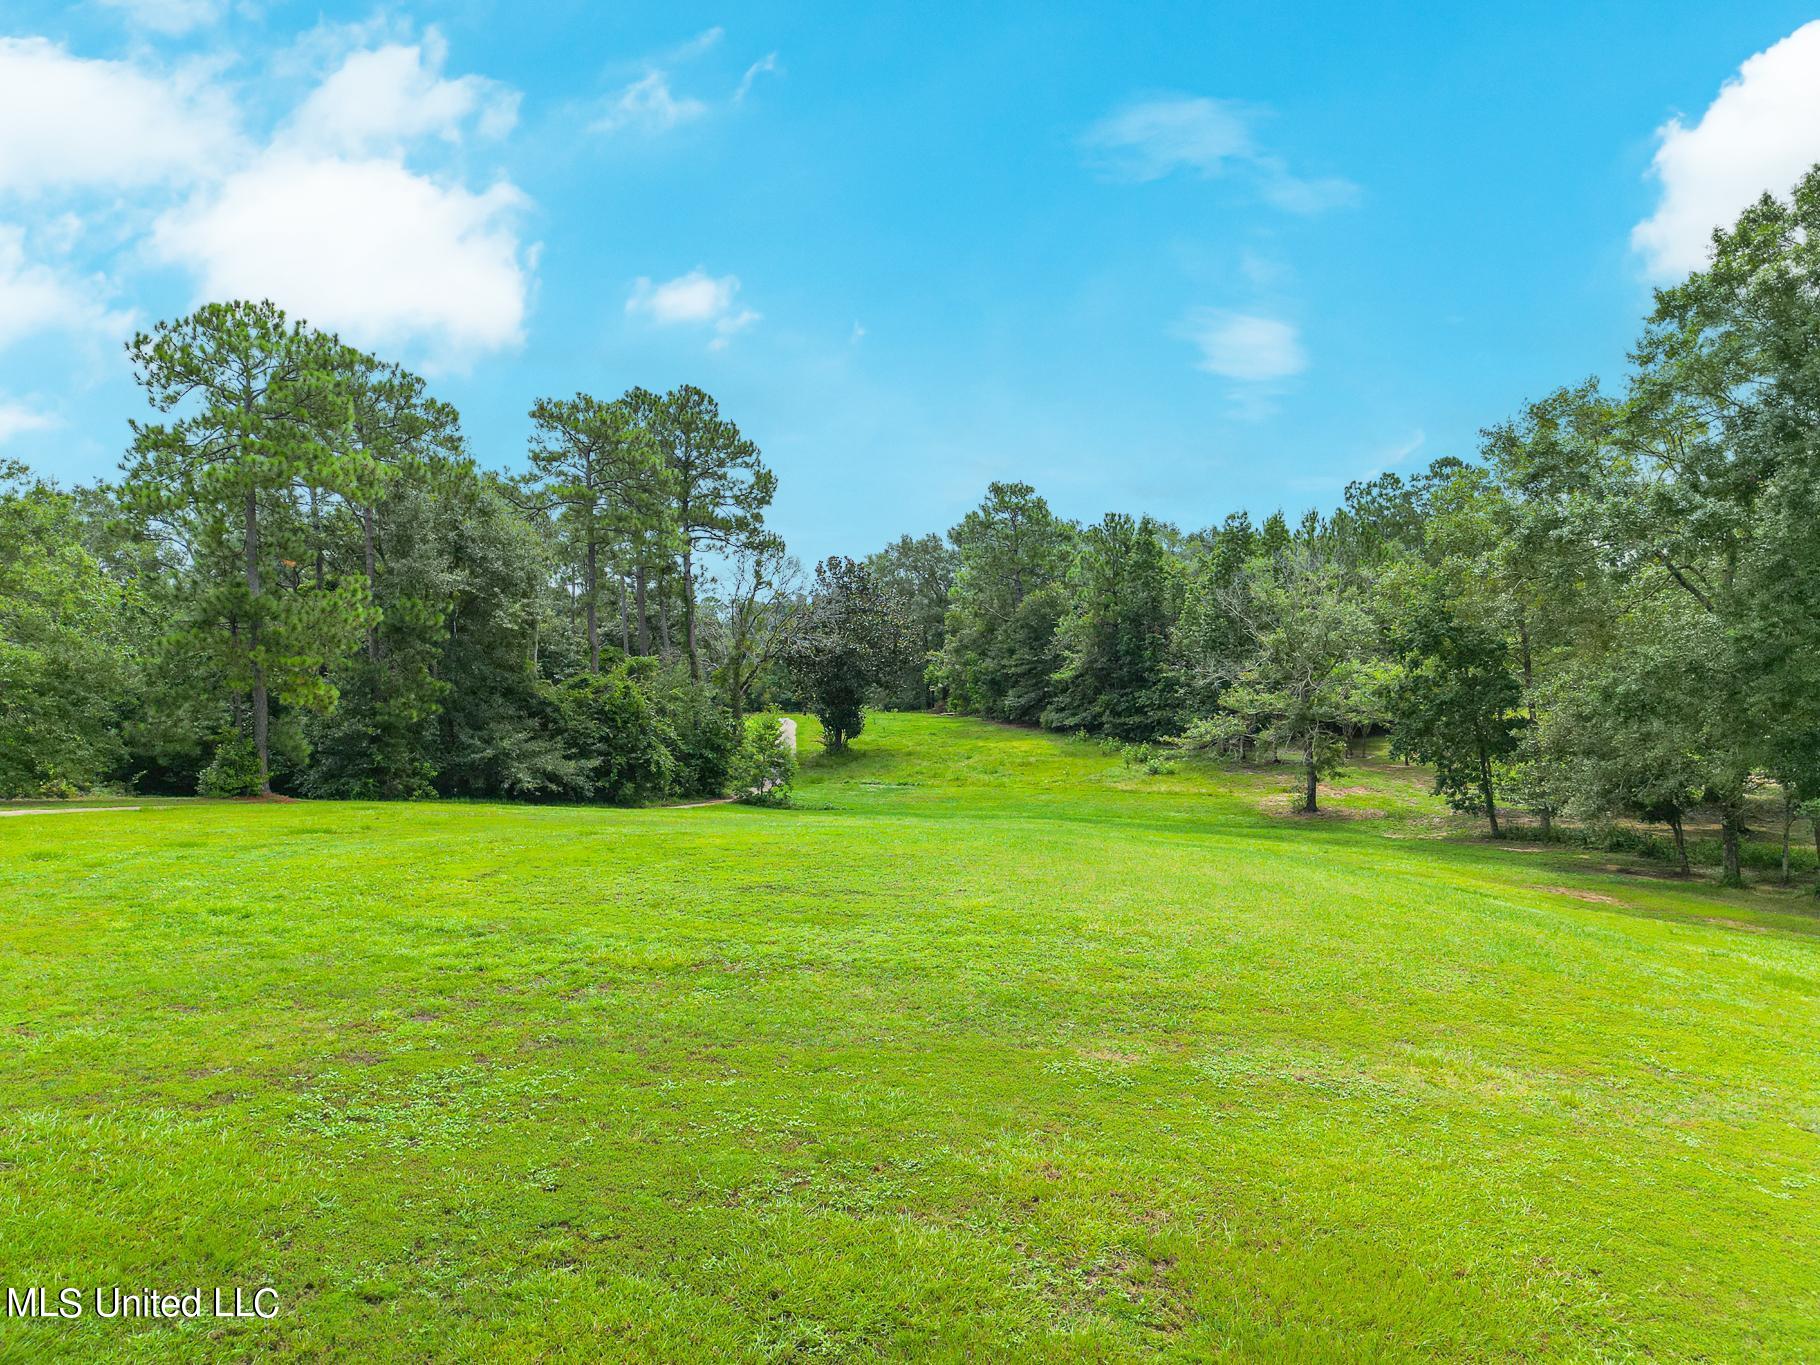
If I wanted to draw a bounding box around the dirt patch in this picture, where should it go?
[1536,886,1620,904]
[1261,794,1387,820]
[1614,864,1696,881]
[1079,1047,1141,1064]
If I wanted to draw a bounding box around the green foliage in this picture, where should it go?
[550,669,676,803]
[865,533,957,709]
[645,664,741,797]
[122,301,382,792]
[196,730,264,797]
[1388,574,1524,833]
[1043,512,1179,740]
[787,557,897,751]
[0,464,141,796]
[729,714,796,806]
[937,481,1074,720]
[625,384,776,681]
[1201,545,1389,812]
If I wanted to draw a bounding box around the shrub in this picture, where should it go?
[550,671,675,803]
[730,715,796,807]
[198,731,264,797]
[649,672,741,797]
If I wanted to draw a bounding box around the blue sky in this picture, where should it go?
[3,2,1819,563]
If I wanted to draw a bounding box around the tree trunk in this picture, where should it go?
[1669,811,1690,876]
[682,543,700,680]
[1302,736,1317,813]
[584,537,600,673]
[657,569,672,656]
[1720,806,1744,889]
[244,488,270,795]
[310,488,325,591]
[1479,746,1500,838]
[634,567,651,655]
[363,504,380,660]
[1780,791,1794,885]
[618,577,631,654]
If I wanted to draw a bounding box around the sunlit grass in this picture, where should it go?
[1,713,1815,1360]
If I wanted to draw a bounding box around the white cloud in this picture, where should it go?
[1182,310,1306,382]
[0,38,239,196]
[281,30,519,156]
[626,269,760,347]
[1633,21,1820,277]
[95,0,225,35]
[1082,94,1356,212]
[592,71,709,135]
[663,28,725,63]
[0,225,132,349]
[735,53,779,103]
[1084,96,1255,181]
[0,24,534,366]
[1254,161,1360,214]
[0,400,57,443]
[153,155,530,366]
[1382,429,1426,466]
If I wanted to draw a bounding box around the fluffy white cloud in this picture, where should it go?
[1,25,535,366]
[0,400,57,443]
[281,30,519,156]
[154,155,530,365]
[1633,21,1820,277]
[0,39,238,196]
[0,225,132,349]
[94,0,225,35]
[1084,96,1255,180]
[626,269,759,348]
[592,71,709,135]
[1183,310,1306,382]
[1082,94,1357,212]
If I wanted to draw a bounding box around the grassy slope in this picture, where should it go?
[1,713,1816,1362]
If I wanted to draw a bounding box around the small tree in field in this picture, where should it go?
[787,556,893,751]
[1388,576,1523,836]
[1216,546,1384,813]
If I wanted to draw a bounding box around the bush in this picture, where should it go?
[1118,741,1177,776]
[730,715,796,807]
[550,671,675,803]
[198,731,264,797]
[649,672,741,797]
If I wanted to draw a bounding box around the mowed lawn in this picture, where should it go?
[2,715,1817,1361]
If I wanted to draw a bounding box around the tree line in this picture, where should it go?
[3,172,1817,887]
[2,300,803,807]
[825,171,1820,889]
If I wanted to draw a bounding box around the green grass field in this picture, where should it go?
[3,714,1817,1361]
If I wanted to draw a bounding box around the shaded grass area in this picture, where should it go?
[1,713,1816,1360]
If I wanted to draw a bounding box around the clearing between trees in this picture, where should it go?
[1,713,1815,1361]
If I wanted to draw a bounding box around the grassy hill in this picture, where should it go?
[2,713,1816,1360]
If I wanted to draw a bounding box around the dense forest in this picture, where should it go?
[4,173,1818,888]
